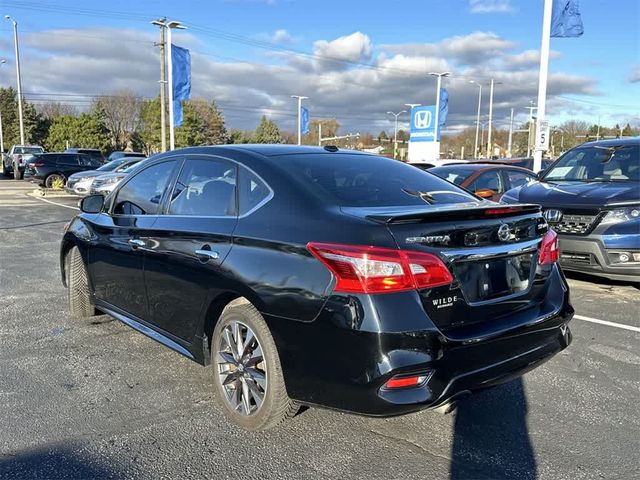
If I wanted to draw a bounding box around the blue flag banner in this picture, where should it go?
[172,44,191,127]
[439,88,449,129]
[551,0,584,38]
[300,106,310,135]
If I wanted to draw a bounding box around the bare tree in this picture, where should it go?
[92,90,143,150]
[36,102,78,119]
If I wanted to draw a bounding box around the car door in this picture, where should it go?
[56,154,81,177]
[88,158,180,321]
[143,155,239,342]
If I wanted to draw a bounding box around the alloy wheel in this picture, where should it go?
[217,321,267,416]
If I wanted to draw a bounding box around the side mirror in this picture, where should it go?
[79,194,105,213]
[475,188,496,199]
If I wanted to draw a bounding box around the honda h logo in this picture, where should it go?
[414,110,432,129]
[543,209,563,224]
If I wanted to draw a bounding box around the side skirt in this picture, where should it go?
[96,300,195,361]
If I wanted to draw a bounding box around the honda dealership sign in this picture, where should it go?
[408,105,439,162]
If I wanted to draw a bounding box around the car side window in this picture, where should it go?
[469,170,504,193]
[168,158,237,216]
[78,155,100,167]
[506,169,534,189]
[57,154,79,166]
[113,161,176,215]
[238,167,271,215]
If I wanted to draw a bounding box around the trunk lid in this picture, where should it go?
[342,204,553,336]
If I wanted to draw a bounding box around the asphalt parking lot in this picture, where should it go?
[0,177,638,480]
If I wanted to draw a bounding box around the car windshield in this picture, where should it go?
[543,144,639,182]
[281,153,480,207]
[429,166,478,185]
[97,159,127,171]
[14,147,44,154]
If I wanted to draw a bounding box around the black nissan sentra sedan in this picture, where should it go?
[60,145,573,430]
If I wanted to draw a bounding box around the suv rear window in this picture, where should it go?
[280,154,480,207]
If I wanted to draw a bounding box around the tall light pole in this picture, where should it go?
[533,0,554,172]
[469,80,482,158]
[0,59,5,153]
[5,16,24,145]
[151,18,169,153]
[291,95,308,145]
[166,19,186,151]
[387,110,406,159]
[429,72,450,158]
[507,107,514,157]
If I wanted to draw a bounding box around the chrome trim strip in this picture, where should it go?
[99,305,194,359]
[441,238,541,261]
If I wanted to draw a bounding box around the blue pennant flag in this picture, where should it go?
[172,44,191,127]
[551,0,584,38]
[300,106,310,135]
[439,88,448,128]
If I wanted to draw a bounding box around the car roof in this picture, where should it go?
[431,163,532,172]
[579,137,639,147]
[174,144,372,158]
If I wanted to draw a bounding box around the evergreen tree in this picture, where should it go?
[252,116,282,144]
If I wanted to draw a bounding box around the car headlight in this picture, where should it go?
[601,206,640,225]
[100,175,125,186]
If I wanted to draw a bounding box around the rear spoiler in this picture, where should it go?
[367,204,542,224]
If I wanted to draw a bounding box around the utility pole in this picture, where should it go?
[5,16,24,145]
[429,72,450,159]
[0,59,5,153]
[387,110,406,159]
[151,18,168,152]
[318,123,322,146]
[526,102,537,157]
[470,81,482,158]
[533,0,553,171]
[507,107,514,157]
[291,95,308,145]
[487,78,495,159]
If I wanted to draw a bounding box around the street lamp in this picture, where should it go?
[387,110,407,159]
[0,59,5,153]
[151,18,169,152]
[165,19,186,150]
[4,15,24,145]
[469,80,482,159]
[428,72,450,158]
[291,95,308,145]
[486,78,503,159]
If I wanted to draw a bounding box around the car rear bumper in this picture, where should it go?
[558,235,640,282]
[266,266,573,416]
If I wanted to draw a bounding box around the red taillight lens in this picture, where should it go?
[30,162,44,167]
[307,243,453,294]
[538,229,559,265]
[384,373,432,389]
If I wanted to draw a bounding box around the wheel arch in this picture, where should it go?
[200,294,253,365]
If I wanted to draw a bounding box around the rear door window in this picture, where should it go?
[78,155,101,167]
[56,154,80,166]
[113,160,177,215]
[468,170,504,194]
[238,167,271,215]
[505,169,535,189]
[168,158,237,216]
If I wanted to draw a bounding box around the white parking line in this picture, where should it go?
[34,196,79,211]
[574,314,640,333]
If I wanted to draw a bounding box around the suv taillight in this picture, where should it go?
[538,230,559,265]
[307,243,453,294]
[30,162,44,167]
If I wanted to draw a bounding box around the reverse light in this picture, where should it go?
[307,243,453,294]
[538,229,559,265]
[383,373,432,389]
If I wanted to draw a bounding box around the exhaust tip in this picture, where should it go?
[433,390,472,415]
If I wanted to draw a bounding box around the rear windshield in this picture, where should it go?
[429,166,478,185]
[280,153,480,207]
[80,150,103,157]
[14,146,44,154]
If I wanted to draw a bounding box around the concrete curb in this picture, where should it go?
[27,188,78,199]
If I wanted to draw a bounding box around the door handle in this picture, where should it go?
[195,249,220,261]
[128,239,145,249]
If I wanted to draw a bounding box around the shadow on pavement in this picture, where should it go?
[450,378,536,480]
[0,445,125,480]
[564,270,639,289]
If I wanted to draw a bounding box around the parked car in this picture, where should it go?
[408,158,470,170]
[107,151,146,162]
[430,163,537,201]
[25,153,103,188]
[89,160,145,196]
[485,157,554,172]
[502,138,640,282]
[64,148,106,165]
[61,145,573,431]
[66,157,146,195]
[1,145,45,179]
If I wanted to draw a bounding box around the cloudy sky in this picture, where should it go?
[0,0,638,134]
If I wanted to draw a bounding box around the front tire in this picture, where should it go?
[211,302,298,430]
[67,247,96,318]
[45,173,64,188]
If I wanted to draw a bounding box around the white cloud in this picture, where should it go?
[313,32,373,70]
[256,29,294,44]
[629,66,640,83]
[469,0,513,13]
[504,49,562,68]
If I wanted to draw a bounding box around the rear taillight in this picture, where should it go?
[307,242,453,294]
[30,162,44,167]
[538,229,559,265]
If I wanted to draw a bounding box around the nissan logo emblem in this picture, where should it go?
[497,224,511,242]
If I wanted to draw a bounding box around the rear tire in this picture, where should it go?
[45,173,64,188]
[211,302,298,431]
[67,247,96,318]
